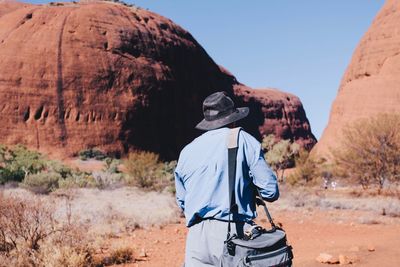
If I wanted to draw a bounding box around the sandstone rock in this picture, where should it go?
[342,254,359,264]
[139,248,147,257]
[367,244,375,252]
[234,84,316,150]
[0,1,316,159]
[0,0,28,17]
[316,0,400,156]
[316,253,339,264]
[339,254,350,265]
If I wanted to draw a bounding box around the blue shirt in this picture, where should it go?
[174,127,279,227]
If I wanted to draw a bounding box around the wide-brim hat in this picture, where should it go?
[195,91,249,131]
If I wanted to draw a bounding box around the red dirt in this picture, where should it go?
[110,209,400,267]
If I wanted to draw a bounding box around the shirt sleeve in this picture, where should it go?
[174,168,186,211]
[249,147,279,202]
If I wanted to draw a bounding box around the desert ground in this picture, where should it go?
[110,189,400,267]
[4,183,399,267]
[124,209,400,267]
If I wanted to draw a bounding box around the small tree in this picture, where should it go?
[333,113,400,190]
[262,135,300,182]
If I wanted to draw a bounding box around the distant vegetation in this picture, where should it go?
[262,135,330,187]
[0,146,175,194]
[2,114,400,196]
[262,134,300,182]
[332,113,400,190]
[78,148,108,161]
[124,151,176,192]
[0,192,140,266]
[263,113,400,193]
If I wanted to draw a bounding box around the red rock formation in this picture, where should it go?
[316,0,400,156]
[0,0,28,17]
[234,85,315,150]
[0,1,316,159]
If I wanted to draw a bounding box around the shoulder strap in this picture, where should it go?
[227,127,241,149]
[226,128,277,238]
[226,127,241,238]
[227,127,241,210]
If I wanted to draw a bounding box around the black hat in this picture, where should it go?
[195,91,249,130]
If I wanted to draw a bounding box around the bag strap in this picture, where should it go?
[226,128,276,239]
[255,189,276,231]
[226,127,241,239]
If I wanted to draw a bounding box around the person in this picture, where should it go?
[174,91,279,266]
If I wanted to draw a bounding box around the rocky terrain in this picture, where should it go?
[0,0,316,159]
[316,0,400,156]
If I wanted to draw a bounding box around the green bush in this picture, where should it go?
[46,160,73,179]
[0,168,24,185]
[0,145,46,184]
[58,172,96,189]
[262,135,300,182]
[104,158,120,173]
[22,172,62,194]
[78,148,107,161]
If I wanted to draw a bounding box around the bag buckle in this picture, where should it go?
[226,240,236,256]
[244,225,263,240]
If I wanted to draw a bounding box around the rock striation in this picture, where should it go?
[0,1,316,159]
[316,0,400,156]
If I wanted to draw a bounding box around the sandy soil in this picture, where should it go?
[111,209,400,267]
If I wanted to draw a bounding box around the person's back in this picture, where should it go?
[176,127,279,227]
[175,91,279,266]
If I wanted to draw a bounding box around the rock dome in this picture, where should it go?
[316,0,400,156]
[0,0,316,159]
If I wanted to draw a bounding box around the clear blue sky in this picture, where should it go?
[26,0,385,139]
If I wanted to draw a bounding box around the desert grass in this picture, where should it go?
[3,187,180,234]
[272,186,400,218]
[0,192,94,267]
[0,186,180,266]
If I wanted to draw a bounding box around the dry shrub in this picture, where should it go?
[21,172,62,194]
[124,151,175,191]
[287,150,329,186]
[124,151,162,188]
[349,186,400,198]
[38,224,94,267]
[333,113,400,190]
[0,193,56,252]
[92,171,124,189]
[102,246,134,265]
[0,192,94,267]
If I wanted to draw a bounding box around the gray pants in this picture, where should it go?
[184,219,252,267]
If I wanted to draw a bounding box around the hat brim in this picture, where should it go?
[195,107,249,131]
